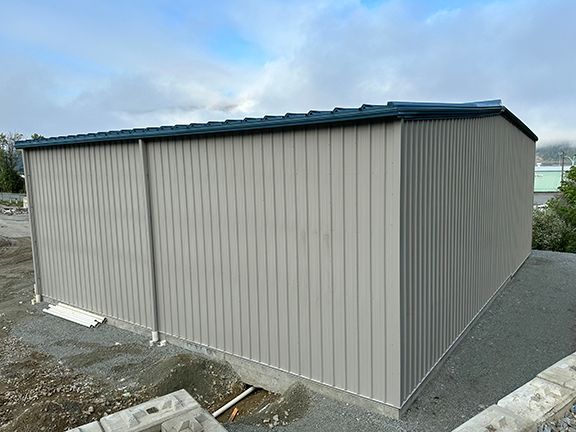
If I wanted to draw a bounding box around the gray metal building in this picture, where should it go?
[17,100,537,416]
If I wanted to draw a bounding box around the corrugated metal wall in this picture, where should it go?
[26,143,155,328]
[24,114,535,412]
[399,116,535,403]
[146,121,403,406]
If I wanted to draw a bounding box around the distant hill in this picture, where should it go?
[536,143,576,165]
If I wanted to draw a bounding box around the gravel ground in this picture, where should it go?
[3,212,576,431]
[541,404,576,431]
[11,312,184,389]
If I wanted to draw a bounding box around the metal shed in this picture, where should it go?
[17,100,537,417]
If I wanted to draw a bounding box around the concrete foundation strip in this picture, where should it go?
[453,351,576,431]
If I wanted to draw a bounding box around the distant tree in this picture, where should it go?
[547,166,576,252]
[0,132,25,193]
[30,133,44,140]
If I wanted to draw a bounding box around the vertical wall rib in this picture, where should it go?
[146,121,402,405]
[399,116,535,402]
[26,143,153,328]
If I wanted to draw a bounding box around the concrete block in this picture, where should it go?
[161,412,227,432]
[451,405,534,432]
[66,421,104,432]
[498,377,575,424]
[100,389,199,432]
[539,353,576,390]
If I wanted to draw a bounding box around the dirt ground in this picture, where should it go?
[0,214,308,431]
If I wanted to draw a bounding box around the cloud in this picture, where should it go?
[240,0,576,143]
[1,0,575,144]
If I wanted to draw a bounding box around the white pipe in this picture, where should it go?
[45,307,92,323]
[43,304,105,328]
[57,303,105,322]
[53,309,96,327]
[211,386,256,418]
[54,308,98,325]
[43,308,95,327]
[49,306,98,324]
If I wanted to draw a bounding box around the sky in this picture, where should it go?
[1,0,574,145]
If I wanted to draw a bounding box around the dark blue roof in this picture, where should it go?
[16,100,537,149]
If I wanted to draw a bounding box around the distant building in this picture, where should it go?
[534,165,566,205]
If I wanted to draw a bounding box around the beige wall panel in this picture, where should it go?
[146,121,402,405]
[27,143,154,328]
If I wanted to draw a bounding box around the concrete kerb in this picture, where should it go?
[450,405,534,432]
[452,352,576,431]
[67,421,104,432]
[498,377,575,425]
[99,389,198,431]
[67,390,227,432]
[538,354,576,391]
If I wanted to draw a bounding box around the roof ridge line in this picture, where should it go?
[16,100,537,149]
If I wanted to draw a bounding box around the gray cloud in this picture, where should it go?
[1,0,575,144]
[240,0,576,144]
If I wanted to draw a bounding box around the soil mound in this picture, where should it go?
[140,353,244,411]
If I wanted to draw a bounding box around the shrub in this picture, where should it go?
[533,166,576,253]
[532,208,571,251]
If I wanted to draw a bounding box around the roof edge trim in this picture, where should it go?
[16,100,537,149]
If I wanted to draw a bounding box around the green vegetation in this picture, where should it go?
[0,133,25,193]
[0,200,24,207]
[533,165,576,252]
[532,208,571,251]
[0,199,23,207]
[0,132,43,193]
